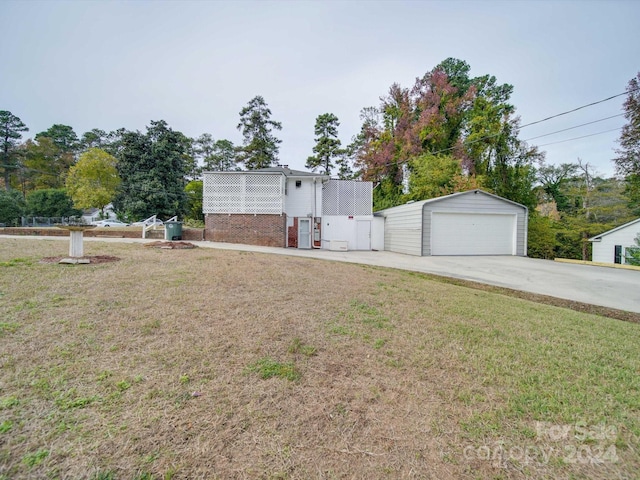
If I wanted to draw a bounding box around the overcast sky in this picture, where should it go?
[1,0,638,178]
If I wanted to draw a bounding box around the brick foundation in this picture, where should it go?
[205,214,286,247]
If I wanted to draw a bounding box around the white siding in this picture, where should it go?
[378,202,424,256]
[322,215,374,251]
[591,220,640,263]
[285,178,322,218]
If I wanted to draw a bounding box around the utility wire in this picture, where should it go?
[536,127,622,147]
[520,87,638,129]
[523,114,624,142]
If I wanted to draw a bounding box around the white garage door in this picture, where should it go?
[431,212,516,255]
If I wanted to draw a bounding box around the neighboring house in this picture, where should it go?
[202,166,375,250]
[589,218,640,264]
[81,203,117,224]
[375,190,528,256]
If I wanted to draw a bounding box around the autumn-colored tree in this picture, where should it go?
[353,58,540,209]
[66,148,120,215]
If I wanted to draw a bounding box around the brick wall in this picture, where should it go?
[205,214,286,247]
[288,217,298,248]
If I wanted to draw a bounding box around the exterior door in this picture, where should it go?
[298,218,311,249]
[356,220,371,250]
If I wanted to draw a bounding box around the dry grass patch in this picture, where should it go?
[0,238,638,479]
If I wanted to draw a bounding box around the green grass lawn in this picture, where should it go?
[0,238,638,479]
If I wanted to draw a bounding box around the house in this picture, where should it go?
[375,190,528,256]
[202,166,376,250]
[589,218,640,264]
[81,203,117,224]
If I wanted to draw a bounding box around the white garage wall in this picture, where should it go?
[591,220,640,263]
[377,190,528,257]
[423,191,527,256]
[377,202,423,256]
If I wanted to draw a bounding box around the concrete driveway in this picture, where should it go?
[3,235,639,313]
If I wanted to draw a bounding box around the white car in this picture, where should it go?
[131,219,164,227]
[91,219,129,227]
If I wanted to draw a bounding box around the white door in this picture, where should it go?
[431,213,516,255]
[356,220,371,250]
[298,218,311,249]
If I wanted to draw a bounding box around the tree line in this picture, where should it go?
[1,58,638,260]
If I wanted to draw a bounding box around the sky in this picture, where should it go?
[1,0,639,178]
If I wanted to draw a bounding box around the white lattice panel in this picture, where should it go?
[322,180,372,216]
[203,173,284,214]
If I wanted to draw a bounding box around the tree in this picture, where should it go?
[21,137,73,191]
[0,189,26,226]
[537,162,578,212]
[66,148,120,215]
[113,120,189,220]
[185,180,204,222]
[353,58,540,209]
[0,110,28,190]
[35,124,79,154]
[614,72,640,213]
[196,134,238,172]
[625,233,640,266]
[237,96,282,169]
[80,128,109,151]
[306,113,342,175]
[26,188,80,217]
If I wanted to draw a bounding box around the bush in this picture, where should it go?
[0,189,26,226]
[527,214,556,259]
[26,188,81,217]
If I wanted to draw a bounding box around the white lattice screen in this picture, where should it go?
[203,173,284,214]
[322,180,372,216]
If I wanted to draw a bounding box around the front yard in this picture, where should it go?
[0,238,638,479]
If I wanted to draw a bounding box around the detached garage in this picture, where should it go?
[376,190,528,256]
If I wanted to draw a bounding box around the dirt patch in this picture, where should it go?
[143,241,197,249]
[39,255,121,264]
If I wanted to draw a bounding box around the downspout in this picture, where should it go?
[312,177,321,249]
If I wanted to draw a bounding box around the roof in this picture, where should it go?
[588,217,640,242]
[255,166,329,178]
[374,189,528,215]
[204,166,329,179]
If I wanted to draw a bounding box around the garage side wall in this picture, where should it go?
[422,192,527,256]
[380,203,423,256]
[591,223,640,263]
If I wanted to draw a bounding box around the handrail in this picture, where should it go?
[141,215,157,239]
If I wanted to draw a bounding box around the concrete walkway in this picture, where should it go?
[3,234,639,313]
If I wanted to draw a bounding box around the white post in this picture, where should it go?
[69,230,84,257]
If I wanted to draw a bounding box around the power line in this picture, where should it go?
[536,127,622,147]
[520,87,638,129]
[523,114,624,142]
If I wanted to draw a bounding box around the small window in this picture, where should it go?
[295,180,302,188]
